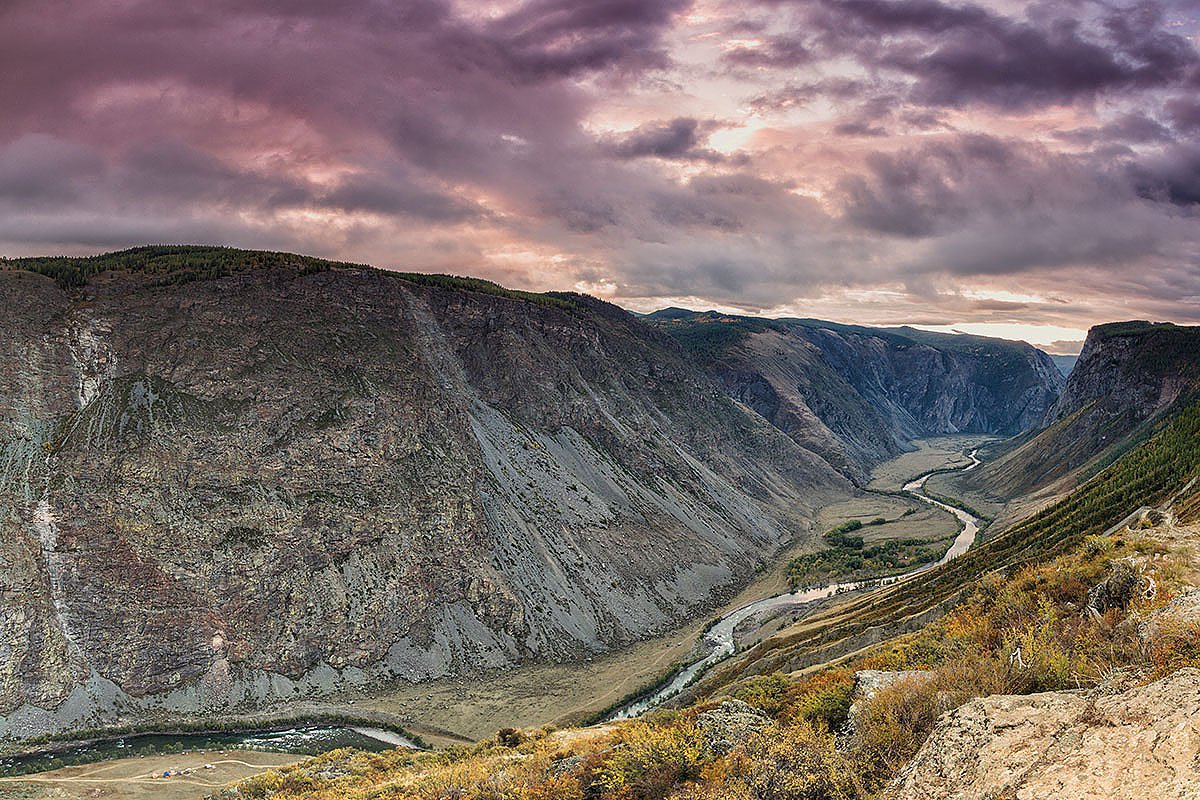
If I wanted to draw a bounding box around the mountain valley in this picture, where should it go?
[1,248,1198,800]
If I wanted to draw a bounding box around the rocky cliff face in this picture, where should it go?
[648,312,1064,479]
[0,250,850,738]
[970,321,1200,497]
[1046,321,1200,426]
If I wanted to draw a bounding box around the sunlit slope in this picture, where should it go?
[712,394,1200,683]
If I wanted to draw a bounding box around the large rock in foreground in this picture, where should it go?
[887,668,1200,799]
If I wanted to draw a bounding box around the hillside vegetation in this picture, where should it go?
[218,396,1200,800]
[2,245,578,308]
[716,395,1200,683]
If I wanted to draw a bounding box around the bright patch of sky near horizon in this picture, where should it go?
[1,0,1198,350]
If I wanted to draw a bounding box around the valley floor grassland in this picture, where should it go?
[866,434,995,492]
[0,750,299,800]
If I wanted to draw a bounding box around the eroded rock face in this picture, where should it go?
[0,265,851,737]
[1045,322,1200,429]
[886,668,1200,800]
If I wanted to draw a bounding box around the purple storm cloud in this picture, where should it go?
[1,0,1198,349]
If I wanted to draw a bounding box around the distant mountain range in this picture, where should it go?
[645,309,1063,480]
[1048,353,1079,376]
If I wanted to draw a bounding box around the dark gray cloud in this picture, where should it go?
[1129,144,1200,206]
[759,0,1198,110]
[490,0,693,80]
[602,118,728,162]
[722,34,813,68]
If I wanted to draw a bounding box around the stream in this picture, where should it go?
[610,449,984,719]
[0,726,415,778]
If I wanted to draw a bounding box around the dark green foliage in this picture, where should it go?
[824,519,864,548]
[788,535,954,589]
[391,272,578,310]
[1089,320,1180,339]
[991,397,1200,561]
[2,245,579,309]
[2,245,355,288]
[651,312,778,361]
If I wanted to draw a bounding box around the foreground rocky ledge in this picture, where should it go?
[887,667,1200,799]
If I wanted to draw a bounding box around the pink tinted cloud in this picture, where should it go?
[0,0,1197,332]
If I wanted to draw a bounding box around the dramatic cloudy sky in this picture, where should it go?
[3,0,1199,350]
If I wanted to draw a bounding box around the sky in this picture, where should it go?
[2,1,1199,352]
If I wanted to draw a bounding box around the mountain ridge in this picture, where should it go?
[646,308,1064,479]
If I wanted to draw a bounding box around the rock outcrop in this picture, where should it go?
[0,250,851,738]
[970,321,1200,498]
[696,699,770,755]
[886,668,1200,800]
[1046,321,1200,428]
[1084,559,1141,616]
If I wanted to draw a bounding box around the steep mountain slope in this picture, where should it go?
[647,311,1064,479]
[969,320,1200,499]
[0,247,851,738]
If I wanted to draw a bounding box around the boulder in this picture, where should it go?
[1085,559,1140,616]
[696,699,770,755]
[885,668,1200,799]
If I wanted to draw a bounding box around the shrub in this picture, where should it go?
[781,671,855,731]
[590,719,709,799]
[726,674,791,716]
[497,727,526,747]
[702,721,864,800]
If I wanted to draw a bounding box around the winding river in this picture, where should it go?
[0,726,416,779]
[611,449,984,719]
